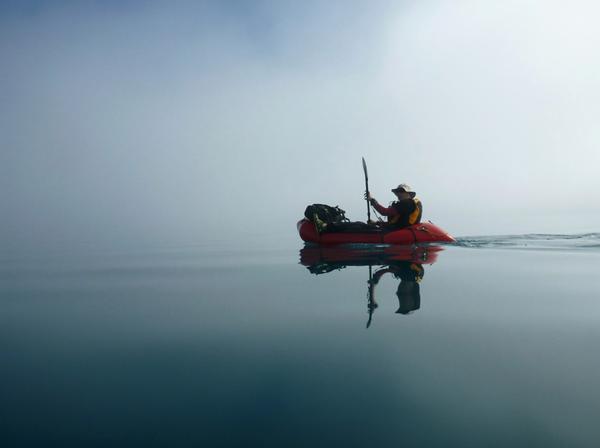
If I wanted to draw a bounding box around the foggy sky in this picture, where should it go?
[3,0,600,256]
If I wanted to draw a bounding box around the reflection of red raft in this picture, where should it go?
[300,245,442,268]
[297,219,455,245]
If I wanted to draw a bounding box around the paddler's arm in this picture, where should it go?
[368,267,394,309]
[369,267,393,285]
[368,196,395,216]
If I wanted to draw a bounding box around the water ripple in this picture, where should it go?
[455,233,600,250]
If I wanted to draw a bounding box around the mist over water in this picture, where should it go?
[3,0,600,257]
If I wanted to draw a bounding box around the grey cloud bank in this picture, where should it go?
[2,0,599,256]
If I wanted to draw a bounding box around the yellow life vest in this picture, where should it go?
[408,198,422,225]
[388,198,422,226]
[410,263,424,283]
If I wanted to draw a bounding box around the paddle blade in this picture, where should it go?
[362,157,368,180]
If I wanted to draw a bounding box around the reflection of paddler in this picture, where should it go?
[368,262,424,315]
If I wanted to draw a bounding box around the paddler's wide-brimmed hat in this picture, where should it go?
[391,183,416,198]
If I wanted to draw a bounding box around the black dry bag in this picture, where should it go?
[304,204,348,224]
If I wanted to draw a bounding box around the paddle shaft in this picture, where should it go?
[362,157,371,221]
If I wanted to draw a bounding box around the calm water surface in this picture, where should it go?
[2,237,600,447]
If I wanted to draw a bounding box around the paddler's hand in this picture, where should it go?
[365,193,377,205]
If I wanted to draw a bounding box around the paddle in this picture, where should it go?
[362,157,371,222]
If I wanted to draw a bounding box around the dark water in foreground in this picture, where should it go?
[2,235,600,447]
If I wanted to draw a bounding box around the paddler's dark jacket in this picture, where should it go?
[370,198,422,228]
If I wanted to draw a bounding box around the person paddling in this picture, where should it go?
[365,184,423,228]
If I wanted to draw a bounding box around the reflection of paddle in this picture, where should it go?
[366,264,376,328]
